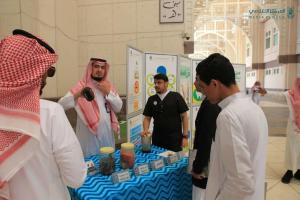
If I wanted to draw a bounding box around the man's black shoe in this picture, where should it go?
[281,170,293,184]
[294,169,300,180]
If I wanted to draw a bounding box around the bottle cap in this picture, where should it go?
[100,147,115,154]
[121,142,134,150]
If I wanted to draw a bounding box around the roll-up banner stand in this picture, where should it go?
[144,53,178,133]
[126,46,145,144]
[177,56,193,148]
[145,53,178,100]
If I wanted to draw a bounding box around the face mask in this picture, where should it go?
[91,75,103,82]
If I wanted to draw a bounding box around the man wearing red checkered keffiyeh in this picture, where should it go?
[0,33,57,186]
[0,30,86,200]
[58,58,123,157]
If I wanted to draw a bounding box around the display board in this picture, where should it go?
[127,47,145,115]
[178,56,192,105]
[145,53,177,100]
[127,114,143,145]
[192,60,203,105]
[233,64,246,92]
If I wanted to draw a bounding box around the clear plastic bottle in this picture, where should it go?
[99,147,115,175]
[120,143,135,169]
[141,134,152,153]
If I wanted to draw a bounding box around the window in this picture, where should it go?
[273,28,278,46]
[265,31,271,49]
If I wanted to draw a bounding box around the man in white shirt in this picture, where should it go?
[59,58,123,156]
[0,30,86,200]
[195,53,268,200]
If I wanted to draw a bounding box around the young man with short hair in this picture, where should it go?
[196,53,268,200]
[142,73,189,152]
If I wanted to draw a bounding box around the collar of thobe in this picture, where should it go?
[157,90,170,101]
[218,92,243,109]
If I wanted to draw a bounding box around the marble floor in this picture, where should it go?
[266,136,300,200]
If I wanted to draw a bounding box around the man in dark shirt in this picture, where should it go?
[142,73,189,152]
[191,68,221,200]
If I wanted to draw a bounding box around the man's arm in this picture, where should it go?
[181,112,188,136]
[181,112,188,147]
[106,91,123,113]
[142,116,152,136]
[216,114,255,200]
[58,91,80,111]
[51,104,87,188]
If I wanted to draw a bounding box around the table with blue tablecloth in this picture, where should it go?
[70,145,192,200]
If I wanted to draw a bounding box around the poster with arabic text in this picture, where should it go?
[160,0,184,23]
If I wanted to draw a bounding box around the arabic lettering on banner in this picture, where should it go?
[160,0,184,23]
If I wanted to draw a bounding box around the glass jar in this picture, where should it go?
[99,147,115,175]
[120,143,135,169]
[141,134,152,153]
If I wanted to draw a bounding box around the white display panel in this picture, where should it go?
[127,114,143,145]
[178,56,192,105]
[192,60,203,105]
[145,53,177,100]
[127,47,145,115]
[233,64,246,92]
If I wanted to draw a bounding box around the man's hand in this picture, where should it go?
[141,130,151,137]
[96,80,111,95]
[191,171,206,180]
[74,90,83,101]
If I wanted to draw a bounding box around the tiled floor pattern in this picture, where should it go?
[266,137,300,200]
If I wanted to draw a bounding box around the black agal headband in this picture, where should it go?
[12,29,56,77]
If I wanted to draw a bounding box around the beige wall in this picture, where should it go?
[1,0,193,97]
[0,0,78,98]
[77,0,193,95]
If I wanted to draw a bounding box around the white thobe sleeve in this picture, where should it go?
[106,91,123,113]
[284,92,295,120]
[51,104,87,188]
[0,184,10,200]
[216,113,255,200]
[58,92,76,111]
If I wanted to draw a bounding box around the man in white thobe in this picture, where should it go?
[196,53,268,200]
[0,29,86,200]
[59,58,122,156]
[6,99,87,200]
[281,78,300,183]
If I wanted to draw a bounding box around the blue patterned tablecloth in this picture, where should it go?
[70,146,192,200]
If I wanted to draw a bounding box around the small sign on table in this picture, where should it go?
[112,170,131,184]
[86,160,97,175]
[134,163,150,176]
[150,159,165,170]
